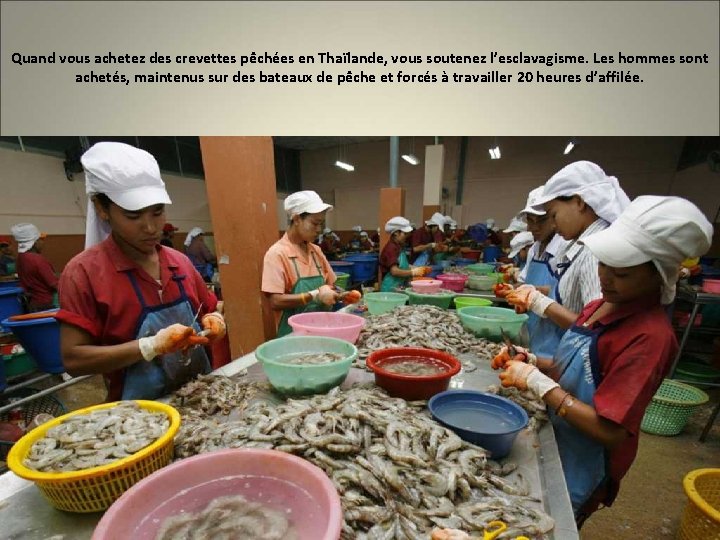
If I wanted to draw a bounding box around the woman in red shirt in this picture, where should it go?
[11,223,58,312]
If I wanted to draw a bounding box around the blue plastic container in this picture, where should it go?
[1,309,64,374]
[453,258,475,267]
[0,287,24,324]
[0,279,21,289]
[483,245,502,263]
[428,389,529,458]
[329,260,355,277]
[343,255,378,283]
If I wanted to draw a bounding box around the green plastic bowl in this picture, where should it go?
[453,297,493,310]
[255,336,357,396]
[335,272,350,289]
[466,263,495,275]
[364,292,409,315]
[457,306,528,342]
[3,352,37,378]
[404,289,456,309]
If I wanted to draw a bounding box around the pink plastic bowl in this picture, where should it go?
[288,312,365,344]
[702,278,720,294]
[92,448,343,540]
[411,279,443,294]
[436,273,469,293]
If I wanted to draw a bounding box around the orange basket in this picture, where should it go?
[7,400,180,513]
[678,468,720,539]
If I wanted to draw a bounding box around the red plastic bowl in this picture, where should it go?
[436,273,469,292]
[366,347,462,400]
[92,448,343,540]
[462,249,482,262]
[702,278,720,294]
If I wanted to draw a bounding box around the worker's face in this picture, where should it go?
[392,230,409,244]
[544,197,587,240]
[0,246,10,255]
[294,212,326,243]
[427,224,438,235]
[525,213,555,243]
[95,199,165,254]
[597,261,663,304]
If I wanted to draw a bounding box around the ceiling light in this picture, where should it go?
[402,154,420,165]
[488,146,501,160]
[564,141,575,155]
[335,160,355,171]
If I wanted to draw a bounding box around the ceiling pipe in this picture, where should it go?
[455,136,468,205]
[389,136,399,187]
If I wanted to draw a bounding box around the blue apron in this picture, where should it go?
[122,270,210,400]
[549,323,608,514]
[525,257,565,357]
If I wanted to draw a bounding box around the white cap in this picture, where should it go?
[582,196,713,304]
[360,231,368,237]
[449,223,458,231]
[508,231,535,258]
[323,227,332,235]
[284,191,333,217]
[82,142,172,249]
[531,161,630,223]
[425,212,446,228]
[184,227,204,247]
[520,187,547,216]
[352,225,362,232]
[385,216,413,234]
[11,223,44,253]
[503,216,528,234]
[486,218,496,229]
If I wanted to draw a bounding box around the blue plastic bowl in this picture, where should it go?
[428,389,529,458]
[483,246,502,263]
[0,279,21,289]
[0,287,24,324]
[1,309,64,374]
[343,255,378,283]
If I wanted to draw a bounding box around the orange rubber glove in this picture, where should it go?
[493,282,514,298]
[201,312,226,341]
[499,360,559,398]
[138,324,209,361]
[491,345,537,370]
[342,290,362,304]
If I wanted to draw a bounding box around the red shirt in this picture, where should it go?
[379,240,403,278]
[56,237,217,401]
[576,294,677,503]
[17,251,58,307]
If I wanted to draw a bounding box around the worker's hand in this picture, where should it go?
[430,529,471,540]
[497,263,514,274]
[493,282,514,298]
[342,290,362,304]
[139,324,209,361]
[506,284,555,317]
[503,267,520,283]
[317,285,340,306]
[499,360,559,398]
[427,243,436,251]
[201,312,226,341]
[491,345,536,370]
[411,266,431,277]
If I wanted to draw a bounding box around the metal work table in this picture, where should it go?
[0,352,578,539]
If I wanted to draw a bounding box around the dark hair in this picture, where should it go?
[94,193,113,209]
[0,242,9,248]
[556,195,577,202]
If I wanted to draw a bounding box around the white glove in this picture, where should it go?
[317,285,339,306]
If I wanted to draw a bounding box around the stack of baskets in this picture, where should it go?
[678,468,720,539]
[640,379,709,436]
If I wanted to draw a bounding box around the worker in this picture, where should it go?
[55,142,226,401]
[505,161,630,330]
[507,231,534,270]
[262,190,340,337]
[370,227,380,246]
[160,222,178,248]
[184,227,216,281]
[502,215,528,238]
[379,216,430,291]
[410,212,445,265]
[11,223,58,312]
[319,228,342,260]
[0,240,16,275]
[347,225,363,252]
[484,218,502,246]
[493,195,713,525]
[359,231,375,251]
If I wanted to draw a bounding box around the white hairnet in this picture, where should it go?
[11,223,42,253]
[284,191,333,217]
[184,227,204,247]
[508,231,535,258]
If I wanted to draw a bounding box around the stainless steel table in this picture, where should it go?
[0,353,578,539]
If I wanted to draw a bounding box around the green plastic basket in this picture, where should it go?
[335,272,350,289]
[3,352,38,378]
[404,288,456,309]
[640,379,709,436]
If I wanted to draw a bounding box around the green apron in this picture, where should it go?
[277,252,331,337]
[380,249,410,292]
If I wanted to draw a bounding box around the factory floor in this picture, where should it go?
[48,377,720,538]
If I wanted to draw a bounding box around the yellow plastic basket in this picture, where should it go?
[678,468,720,539]
[7,400,180,513]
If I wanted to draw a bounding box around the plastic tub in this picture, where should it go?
[1,310,63,374]
[255,335,357,396]
[343,254,378,283]
[92,448,343,540]
[678,468,720,540]
[453,297,493,310]
[334,272,350,289]
[404,288,456,309]
[329,260,355,277]
[436,273,469,293]
[452,258,475,267]
[466,263,495,275]
[428,390,529,458]
[675,360,720,388]
[483,246,502,263]
[640,379,708,436]
[467,274,499,291]
[457,306,528,342]
[0,279,20,289]
[0,287,24,325]
[3,352,37,378]
[364,292,408,315]
[288,312,365,344]
[366,347,461,400]
[411,279,443,294]
[702,278,720,294]
[462,249,482,262]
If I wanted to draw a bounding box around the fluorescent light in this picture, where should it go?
[488,146,501,160]
[564,141,575,155]
[401,154,420,165]
[335,160,355,171]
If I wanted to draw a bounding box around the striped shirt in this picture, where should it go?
[555,219,608,314]
[518,234,569,282]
